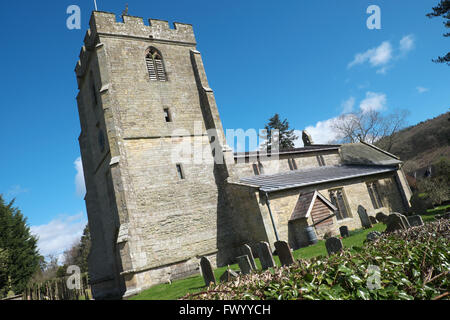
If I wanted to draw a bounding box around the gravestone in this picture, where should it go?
[236,255,253,275]
[385,213,407,233]
[366,231,382,242]
[240,244,257,270]
[376,212,389,224]
[219,269,239,283]
[399,213,411,229]
[357,205,373,229]
[339,226,350,238]
[274,241,295,266]
[325,237,343,255]
[407,215,424,227]
[257,241,276,270]
[200,257,216,287]
[369,216,378,225]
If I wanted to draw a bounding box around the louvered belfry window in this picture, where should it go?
[145,47,167,82]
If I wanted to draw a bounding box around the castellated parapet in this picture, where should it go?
[75,11,195,85]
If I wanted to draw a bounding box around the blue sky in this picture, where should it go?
[0,0,448,259]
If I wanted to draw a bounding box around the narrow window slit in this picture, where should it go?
[176,164,185,180]
[164,108,172,122]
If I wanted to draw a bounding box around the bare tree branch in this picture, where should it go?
[332,109,409,151]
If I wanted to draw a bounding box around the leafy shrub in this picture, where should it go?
[185,220,450,300]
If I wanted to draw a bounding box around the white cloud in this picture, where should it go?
[304,118,341,145]
[75,157,86,198]
[416,86,429,94]
[341,96,356,114]
[348,41,393,69]
[302,92,387,144]
[30,213,88,261]
[293,130,304,148]
[348,35,415,74]
[400,34,415,53]
[359,92,387,113]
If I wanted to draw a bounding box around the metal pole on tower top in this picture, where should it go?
[94,0,98,11]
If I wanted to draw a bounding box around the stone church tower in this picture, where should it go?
[75,11,237,299]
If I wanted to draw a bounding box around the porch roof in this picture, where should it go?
[290,190,337,221]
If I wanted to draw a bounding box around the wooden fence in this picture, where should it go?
[22,273,92,300]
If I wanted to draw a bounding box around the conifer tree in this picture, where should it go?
[0,195,40,297]
[427,0,450,65]
[261,114,298,151]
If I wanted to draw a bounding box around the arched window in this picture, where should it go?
[145,47,167,82]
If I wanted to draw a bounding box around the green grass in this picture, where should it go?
[420,204,450,223]
[129,208,446,300]
[129,223,388,300]
[426,204,450,214]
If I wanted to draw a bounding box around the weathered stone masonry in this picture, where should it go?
[76,11,237,299]
[75,11,412,300]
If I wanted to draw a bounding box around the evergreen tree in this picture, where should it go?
[0,195,40,297]
[261,114,298,151]
[63,224,90,273]
[0,248,9,297]
[78,225,91,273]
[427,0,450,65]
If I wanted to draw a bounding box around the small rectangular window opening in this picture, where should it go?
[92,83,98,106]
[176,164,185,180]
[164,108,172,122]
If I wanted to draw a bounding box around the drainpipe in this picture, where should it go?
[264,192,280,242]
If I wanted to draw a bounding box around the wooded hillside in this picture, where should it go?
[379,112,450,175]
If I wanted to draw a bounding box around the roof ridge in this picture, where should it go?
[233,146,341,158]
[359,141,401,160]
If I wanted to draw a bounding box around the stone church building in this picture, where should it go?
[75,11,412,299]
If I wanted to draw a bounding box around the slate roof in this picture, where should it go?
[234,145,341,159]
[341,142,402,166]
[290,191,337,221]
[240,165,398,192]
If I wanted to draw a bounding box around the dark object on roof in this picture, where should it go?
[302,131,314,146]
[234,145,341,159]
[290,191,337,221]
[240,165,397,192]
[341,142,402,166]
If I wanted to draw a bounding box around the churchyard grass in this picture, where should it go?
[188,220,449,300]
[129,210,443,300]
[421,204,450,223]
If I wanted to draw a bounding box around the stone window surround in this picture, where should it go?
[328,187,352,220]
[145,46,168,82]
[366,180,384,210]
[288,158,298,171]
[252,161,265,176]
